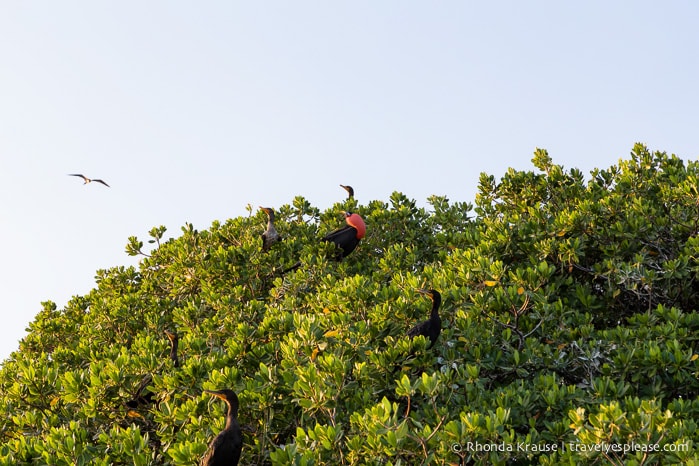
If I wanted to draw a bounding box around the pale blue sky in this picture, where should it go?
[1,2,697,362]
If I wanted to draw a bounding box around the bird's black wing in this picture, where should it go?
[322,225,353,242]
[322,226,359,258]
[94,179,110,187]
[202,430,242,466]
[407,320,430,338]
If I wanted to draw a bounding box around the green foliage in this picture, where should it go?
[2,144,699,464]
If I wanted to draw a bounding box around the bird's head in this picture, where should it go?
[340,184,354,199]
[259,206,275,220]
[417,289,441,304]
[164,330,178,343]
[344,211,366,239]
[205,389,239,412]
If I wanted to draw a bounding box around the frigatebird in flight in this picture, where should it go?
[68,174,110,187]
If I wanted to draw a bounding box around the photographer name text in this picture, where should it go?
[451,441,689,454]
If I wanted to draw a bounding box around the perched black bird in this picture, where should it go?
[202,389,243,466]
[259,206,281,252]
[124,374,154,410]
[283,211,366,273]
[340,184,354,199]
[321,211,366,259]
[164,330,180,368]
[407,289,442,348]
[125,330,180,409]
[68,173,110,187]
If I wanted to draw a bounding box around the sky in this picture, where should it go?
[1,2,697,363]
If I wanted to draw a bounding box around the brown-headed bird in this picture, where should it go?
[164,330,180,368]
[125,330,180,409]
[259,206,281,251]
[68,173,110,187]
[407,289,442,348]
[322,211,366,259]
[202,389,243,466]
[340,184,354,199]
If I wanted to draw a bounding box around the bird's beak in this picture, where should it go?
[164,330,176,341]
[204,389,226,400]
[416,288,429,294]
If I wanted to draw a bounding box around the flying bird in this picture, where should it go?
[260,207,281,252]
[202,389,243,466]
[68,174,110,187]
[407,289,442,348]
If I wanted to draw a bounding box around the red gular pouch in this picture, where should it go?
[345,212,366,239]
